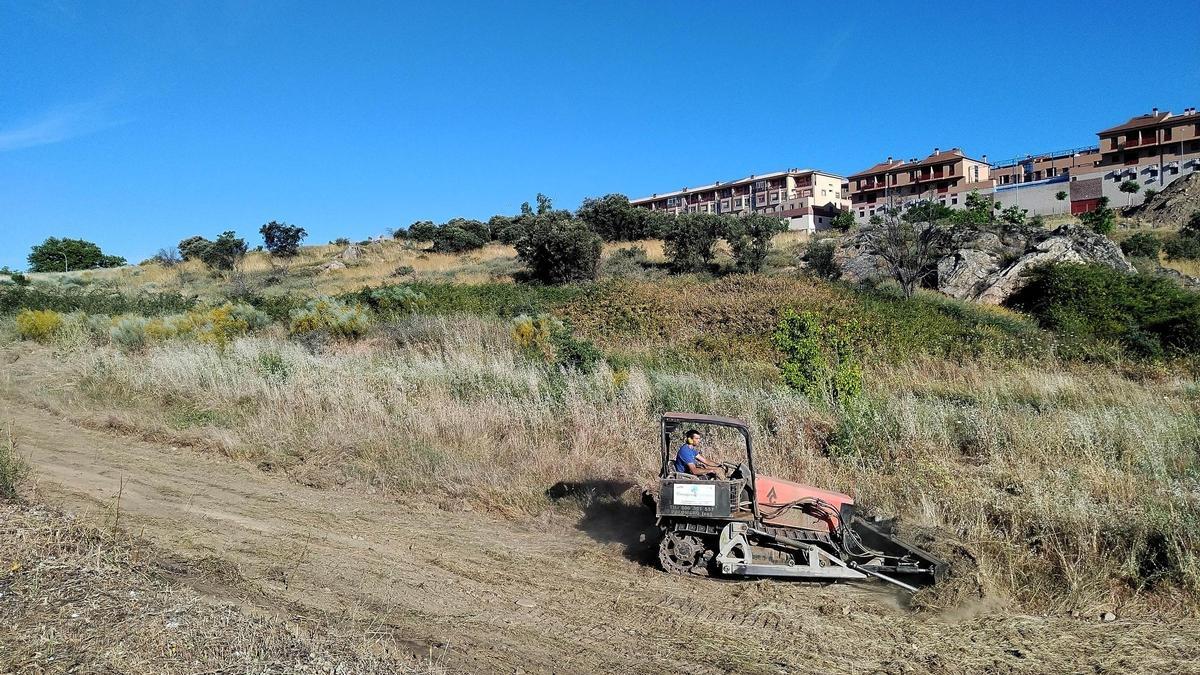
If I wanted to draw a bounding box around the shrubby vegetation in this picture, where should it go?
[289,297,373,338]
[514,214,602,283]
[260,221,308,257]
[772,309,862,404]
[27,237,125,273]
[1164,211,1200,261]
[1121,231,1163,258]
[1009,263,1200,360]
[177,231,248,271]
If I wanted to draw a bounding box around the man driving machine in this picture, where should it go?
[673,429,725,478]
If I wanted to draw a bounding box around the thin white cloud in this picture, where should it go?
[0,101,123,152]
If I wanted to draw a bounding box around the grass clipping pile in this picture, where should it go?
[0,502,434,675]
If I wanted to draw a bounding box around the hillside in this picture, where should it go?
[3,223,1200,672]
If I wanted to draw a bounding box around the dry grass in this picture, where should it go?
[1162,257,1200,278]
[30,233,800,300]
[7,313,1197,616]
[0,501,441,674]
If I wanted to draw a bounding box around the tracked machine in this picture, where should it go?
[650,413,944,592]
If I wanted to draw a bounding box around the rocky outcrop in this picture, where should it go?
[832,221,1135,305]
[1126,172,1200,227]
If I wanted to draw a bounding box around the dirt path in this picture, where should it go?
[4,396,1199,674]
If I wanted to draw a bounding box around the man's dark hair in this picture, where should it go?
[685,429,701,441]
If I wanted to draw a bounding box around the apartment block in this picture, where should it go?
[988,147,1101,216]
[846,148,992,221]
[1092,107,1200,201]
[630,168,848,232]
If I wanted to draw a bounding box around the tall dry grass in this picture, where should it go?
[17,314,1194,614]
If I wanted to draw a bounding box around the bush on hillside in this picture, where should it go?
[178,236,211,261]
[368,285,428,314]
[15,309,64,342]
[110,316,152,353]
[804,240,840,281]
[662,214,725,273]
[831,211,855,232]
[576,194,662,241]
[1164,213,1200,261]
[513,215,602,284]
[27,237,125,273]
[406,221,437,242]
[1121,232,1163,259]
[0,424,29,500]
[601,245,650,279]
[772,309,862,404]
[1080,197,1116,235]
[724,213,788,273]
[511,314,601,372]
[260,221,308,257]
[184,231,248,271]
[0,284,195,316]
[1008,263,1200,359]
[289,297,373,338]
[431,224,487,253]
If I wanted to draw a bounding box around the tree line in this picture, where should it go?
[395,193,790,282]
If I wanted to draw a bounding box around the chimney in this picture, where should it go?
[886,155,893,162]
[1152,107,1159,115]
[982,154,988,163]
[933,147,940,154]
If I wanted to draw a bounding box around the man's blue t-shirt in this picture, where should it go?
[674,444,698,473]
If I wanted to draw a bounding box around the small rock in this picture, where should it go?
[841,605,851,616]
[515,598,536,609]
[1101,611,1117,622]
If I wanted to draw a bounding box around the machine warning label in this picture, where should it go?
[673,483,716,506]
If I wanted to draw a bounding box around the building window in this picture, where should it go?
[667,197,678,206]
[952,197,958,205]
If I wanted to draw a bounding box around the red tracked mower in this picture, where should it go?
[649,413,944,592]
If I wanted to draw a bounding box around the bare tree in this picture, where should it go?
[866,193,950,298]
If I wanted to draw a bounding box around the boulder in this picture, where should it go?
[341,245,363,261]
[937,249,1002,299]
[829,221,1135,305]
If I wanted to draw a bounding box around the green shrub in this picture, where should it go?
[369,286,428,314]
[110,316,151,352]
[725,213,787,273]
[662,214,725,273]
[1165,232,1200,261]
[771,309,862,404]
[831,211,855,232]
[576,194,662,241]
[1121,232,1163,259]
[197,231,247,271]
[15,309,64,342]
[289,297,373,338]
[514,215,602,284]
[1008,263,1200,359]
[0,284,196,317]
[260,221,307,257]
[511,314,601,372]
[1080,197,1116,235]
[804,240,840,281]
[431,224,487,253]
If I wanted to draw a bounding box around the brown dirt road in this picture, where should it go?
[4,395,1199,674]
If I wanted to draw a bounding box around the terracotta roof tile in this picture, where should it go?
[1098,112,1172,135]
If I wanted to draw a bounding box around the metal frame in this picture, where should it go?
[660,412,760,521]
[714,523,866,581]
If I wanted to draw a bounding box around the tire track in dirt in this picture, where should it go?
[5,393,1200,674]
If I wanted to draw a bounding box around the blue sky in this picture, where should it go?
[2,1,1199,270]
